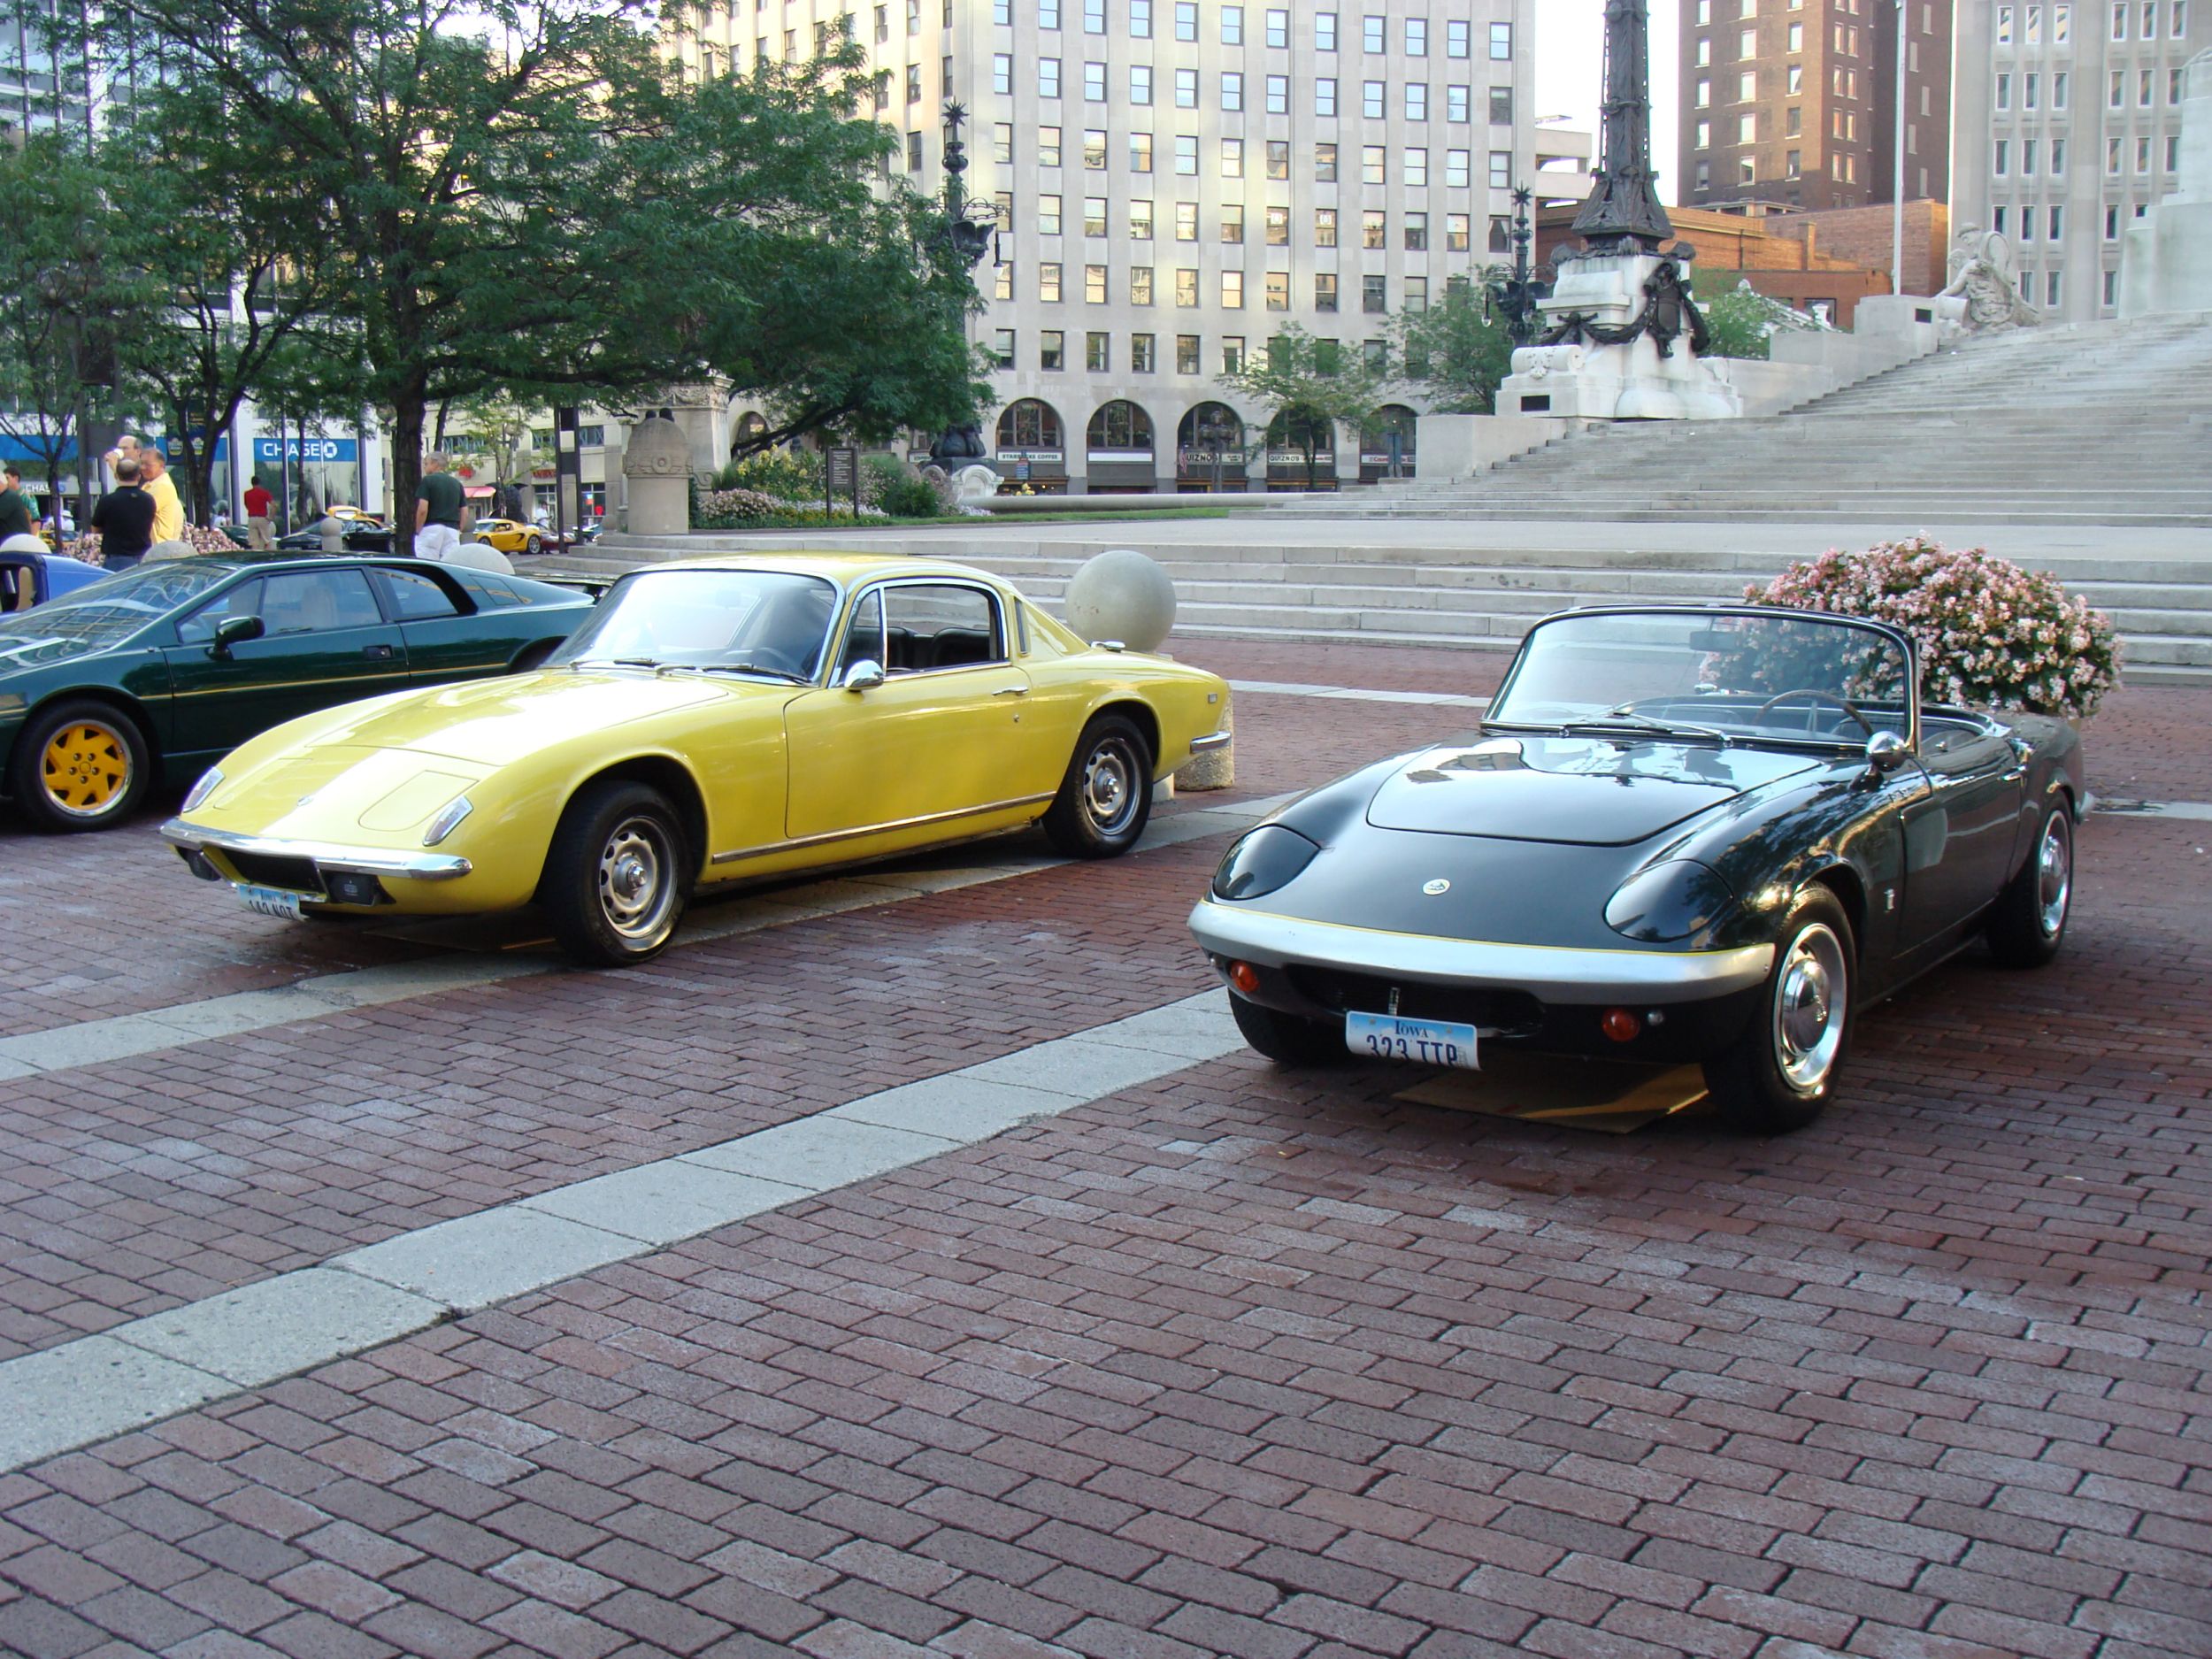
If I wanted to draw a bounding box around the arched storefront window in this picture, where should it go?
[1085,401,1155,453]
[1176,403,1249,491]
[995,399,1067,493]
[1264,411,1337,491]
[731,411,769,456]
[995,399,1064,451]
[1360,404,1420,482]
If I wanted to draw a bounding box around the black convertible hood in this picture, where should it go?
[1366,736,1821,846]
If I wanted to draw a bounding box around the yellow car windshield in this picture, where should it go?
[553,569,839,683]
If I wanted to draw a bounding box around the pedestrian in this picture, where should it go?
[89,458,156,571]
[0,466,32,539]
[242,477,275,550]
[138,446,184,546]
[414,450,464,562]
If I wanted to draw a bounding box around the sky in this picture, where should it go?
[1536,0,1682,205]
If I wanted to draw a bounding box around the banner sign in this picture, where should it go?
[254,436,358,463]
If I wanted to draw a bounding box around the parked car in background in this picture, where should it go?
[1190,605,2085,1133]
[1,546,109,611]
[164,553,1234,965]
[0,555,594,833]
[470,518,543,557]
[276,519,393,554]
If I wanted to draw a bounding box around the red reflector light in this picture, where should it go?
[1601,1007,1641,1043]
[1228,960,1261,995]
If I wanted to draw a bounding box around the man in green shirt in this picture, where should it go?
[0,466,35,541]
[414,450,465,560]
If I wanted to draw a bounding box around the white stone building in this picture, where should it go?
[1951,0,2212,321]
[683,0,1542,491]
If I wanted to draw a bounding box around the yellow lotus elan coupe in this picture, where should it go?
[162,554,1233,965]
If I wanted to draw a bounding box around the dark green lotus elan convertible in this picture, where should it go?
[0,554,594,833]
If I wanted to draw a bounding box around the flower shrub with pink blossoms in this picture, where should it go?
[1745,535,2121,719]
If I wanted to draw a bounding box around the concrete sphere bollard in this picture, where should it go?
[1064,548,1177,653]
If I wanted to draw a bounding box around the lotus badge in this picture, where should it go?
[1422,878,1451,895]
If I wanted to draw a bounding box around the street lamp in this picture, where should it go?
[1483,184,1547,349]
[927,101,1008,471]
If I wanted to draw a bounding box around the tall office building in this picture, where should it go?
[1679,0,1954,214]
[1952,0,2211,321]
[680,2,1540,492]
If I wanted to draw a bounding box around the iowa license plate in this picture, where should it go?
[1346,1012,1479,1069]
[235,882,305,920]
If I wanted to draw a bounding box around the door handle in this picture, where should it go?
[993,685,1028,697]
[364,644,395,660]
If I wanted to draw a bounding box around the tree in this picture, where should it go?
[1391,276,1516,414]
[1217,326,1387,490]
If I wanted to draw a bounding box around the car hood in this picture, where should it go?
[288,667,772,766]
[1366,735,1822,846]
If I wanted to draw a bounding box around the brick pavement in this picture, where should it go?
[0,640,2207,1656]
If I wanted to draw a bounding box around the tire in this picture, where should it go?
[1986,808,2072,970]
[1701,887,1855,1133]
[1041,713,1153,858]
[541,779,694,966]
[9,699,153,833]
[1230,994,1347,1066]
[524,535,541,557]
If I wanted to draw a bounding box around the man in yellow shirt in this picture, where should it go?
[140,446,185,546]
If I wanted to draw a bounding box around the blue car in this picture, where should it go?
[0,548,109,612]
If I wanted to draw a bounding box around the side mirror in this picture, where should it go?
[841,658,886,693]
[1863,729,1910,774]
[210,613,265,657]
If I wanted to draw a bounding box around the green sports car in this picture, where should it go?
[0,553,594,833]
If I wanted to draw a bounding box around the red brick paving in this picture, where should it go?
[0,641,2207,1657]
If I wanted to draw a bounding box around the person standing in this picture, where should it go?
[90,459,156,570]
[413,450,464,561]
[0,467,33,540]
[139,446,184,546]
[242,477,275,549]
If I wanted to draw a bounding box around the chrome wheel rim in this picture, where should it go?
[1081,736,1142,836]
[595,815,678,944]
[1771,921,1847,1094]
[2037,815,2071,939]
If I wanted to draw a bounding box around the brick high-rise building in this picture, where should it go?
[1679,1,1955,215]
[674,1,1542,493]
[1951,0,2212,322]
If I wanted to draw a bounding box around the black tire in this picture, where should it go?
[1230,994,1347,1066]
[1701,887,1855,1133]
[9,698,153,833]
[1985,808,2072,970]
[1041,713,1153,858]
[541,779,694,966]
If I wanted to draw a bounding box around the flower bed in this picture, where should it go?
[693,488,893,530]
[1746,535,2120,718]
[64,523,242,564]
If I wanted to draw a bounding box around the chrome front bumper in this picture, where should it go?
[1188,900,1775,1004]
[161,818,474,882]
[1188,731,1233,754]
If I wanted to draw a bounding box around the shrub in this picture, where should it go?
[713,450,824,501]
[1746,535,2121,718]
[875,472,944,519]
[693,488,890,530]
[860,453,911,508]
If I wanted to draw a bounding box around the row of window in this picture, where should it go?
[1012,259,1461,310]
[1692,21,1809,66]
[1996,133,2185,173]
[981,54,1518,118]
[966,4,1512,59]
[993,329,1393,376]
[1995,64,2194,111]
[1691,152,1857,188]
[1690,1,1816,19]
[947,138,1513,188]
[1993,3,2190,45]
[1004,204,1488,248]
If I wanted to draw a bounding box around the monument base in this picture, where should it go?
[1498,251,1744,421]
[2118,202,2212,319]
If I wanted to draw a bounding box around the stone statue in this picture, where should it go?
[952,464,1000,505]
[1935,228,2039,334]
[622,415,693,537]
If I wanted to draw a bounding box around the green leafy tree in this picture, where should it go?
[1217,326,1387,490]
[1696,281,1793,360]
[1391,276,1517,414]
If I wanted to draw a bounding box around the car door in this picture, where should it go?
[1896,716,2025,948]
[370,565,515,686]
[163,565,411,755]
[781,580,1052,845]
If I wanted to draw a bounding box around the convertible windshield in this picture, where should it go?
[551,569,838,682]
[0,560,236,649]
[1490,611,1913,744]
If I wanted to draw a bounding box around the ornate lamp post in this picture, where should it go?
[927,102,1006,470]
[1484,185,1546,349]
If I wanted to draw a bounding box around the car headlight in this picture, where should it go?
[181,767,223,812]
[422,795,474,847]
[1605,860,1738,943]
[1211,825,1321,902]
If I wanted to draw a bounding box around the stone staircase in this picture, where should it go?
[1303,311,2212,526]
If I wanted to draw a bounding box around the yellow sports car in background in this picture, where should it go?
[470,518,544,557]
[163,554,1233,965]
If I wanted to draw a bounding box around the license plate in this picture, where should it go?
[235,883,305,920]
[1346,1011,1479,1069]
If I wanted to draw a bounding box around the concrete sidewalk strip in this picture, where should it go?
[1231,678,1490,708]
[0,992,1245,1474]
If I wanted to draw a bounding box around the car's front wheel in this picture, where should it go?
[1042,713,1153,858]
[1230,995,1346,1066]
[524,535,541,556]
[1702,887,1855,1133]
[541,779,694,966]
[1985,807,2071,969]
[10,699,152,833]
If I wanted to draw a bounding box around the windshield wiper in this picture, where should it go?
[1561,709,1732,747]
[567,656,660,670]
[652,661,811,684]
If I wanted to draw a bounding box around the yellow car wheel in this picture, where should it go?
[542,779,694,966]
[12,699,152,833]
[1041,713,1153,859]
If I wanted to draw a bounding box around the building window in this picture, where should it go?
[1176,334,1200,373]
[1222,4,1244,44]
[1446,18,1467,57]
[1314,207,1339,246]
[1448,84,1470,121]
[1040,260,1063,299]
[1041,0,1060,25]
[1267,74,1288,114]
[908,131,925,170]
[1223,72,1244,111]
[1222,337,1245,373]
[1404,148,1428,186]
[1266,9,1288,49]
[1040,58,1061,97]
[1787,65,1802,94]
[1086,331,1109,371]
[1363,273,1386,312]
[1406,82,1427,121]
[1039,195,1063,234]
[1131,64,1153,103]
[1131,199,1154,238]
[1404,211,1428,251]
[1222,203,1245,243]
[1315,272,1339,311]
[1222,139,1244,178]
[991,327,1015,365]
[993,53,1014,94]
[1132,0,1151,35]
[1175,201,1197,239]
[1739,69,1755,100]
[1740,112,1756,142]
[1267,139,1290,179]
[993,122,1015,164]
[1084,197,1107,236]
[1362,209,1386,248]
[1317,142,1338,181]
[1446,149,1470,187]
[1489,150,1511,188]
[1363,144,1386,183]
[1175,1,1195,41]
[1696,119,1711,150]
[1490,21,1511,58]
[1175,134,1198,173]
[1363,81,1386,119]
[1041,126,1063,165]
[1696,78,1711,108]
[1084,129,1107,169]
[1364,13,1386,51]
[1081,60,1103,99]
[1176,267,1199,304]
[1132,333,1156,372]
[1175,67,1197,106]
[1490,85,1513,125]
[1265,272,1289,311]
[1317,78,1338,117]
[1265,205,1289,245]
[1404,277,1428,312]
[2047,270,2062,306]
[906,64,922,102]
[1222,271,1244,308]
[1788,20,1802,49]
[995,262,1014,299]
[1041,329,1064,370]
[1083,0,1102,31]
[1446,212,1471,252]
